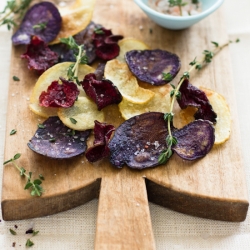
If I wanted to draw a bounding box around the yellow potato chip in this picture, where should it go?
[201,87,231,145]
[104,59,155,104]
[116,37,150,62]
[50,0,96,44]
[29,62,95,118]
[175,87,231,145]
[119,85,172,120]
[58,96,105,130]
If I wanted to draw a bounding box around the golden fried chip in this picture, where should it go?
[58,96,104,130]
[50,0,96,44]
[116,37,150,62]
[29,62,95,118]
[104,59,155,104]
[119,85,172,120]
[176,87,231,145]
[201,87,231,144]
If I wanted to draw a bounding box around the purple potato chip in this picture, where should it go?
[172,120,215,161]
[28,117,91,159]
[109,112,174,169]
[177,79,217,123]
[74,22,102,64]
[125,49,181,85]
[49,43,76,63]
[94,63,106,80]
[12,2,62,45]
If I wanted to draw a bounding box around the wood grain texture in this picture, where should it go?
[1,0,249,249]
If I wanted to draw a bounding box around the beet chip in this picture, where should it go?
[125,49,181,85]
[95,43,120,61]
[39,78,79,108]
[109,112,172,169]
[85,121,115,162]
[92,27,123,60]
[172,120,215,161]
[21,36,59,74]
[177,79,217,123]
[12,2,62,45]
[81,73,122,110]
[28,117,91,159]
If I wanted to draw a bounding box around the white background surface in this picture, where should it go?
[0,0,250,249]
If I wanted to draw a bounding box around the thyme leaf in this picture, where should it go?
[3,154,44,196]
[0,0,33,30]
[60,36,88,82]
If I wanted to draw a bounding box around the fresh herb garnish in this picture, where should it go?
[9,228,17,235]
[94,27,105,34]
[38,123,45,129]
[32,230,39,236]
[0,0,33,30]
[33,21,47,30]
[10,129,17,135]
[3,153,44,196]
[25,238,34,247]
[158,39,240,164]
[70,117,77,124]
[168,0,188,16]
[49,138,56,142]
[13,76,20,81]
[39,174,45,180]
[162,72,173,82]
[60,36,88,83]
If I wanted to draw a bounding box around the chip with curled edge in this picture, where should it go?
[104,59,155,104]
[118,84,171,120]
[50,0,96,44]
[174,87,231,145]
[116,37,150,62]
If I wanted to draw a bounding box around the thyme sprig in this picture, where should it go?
[158,39,239,164]
[3,153,44,196]
[0,0,33,30]
[60,36,88,84]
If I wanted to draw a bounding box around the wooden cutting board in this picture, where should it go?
[1,0,249,249]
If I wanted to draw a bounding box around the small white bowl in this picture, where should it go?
[133,0,224,30]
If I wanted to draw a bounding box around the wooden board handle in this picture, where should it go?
[95,169,156,250]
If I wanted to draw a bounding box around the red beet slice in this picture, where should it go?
[92,27,113,47]
[125,49,181,85]
[81,73,122,110]
[39,78,79,108]
[92,27,123,60]
[95,43,120,61]
[85,121,115,162]
[21,36,59,75]
[105,35,124,44]
[109,112,173,169]
[12,2,62,45]
[28,117,91,159]
[177,79,217,123]
[172,120,215,160]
